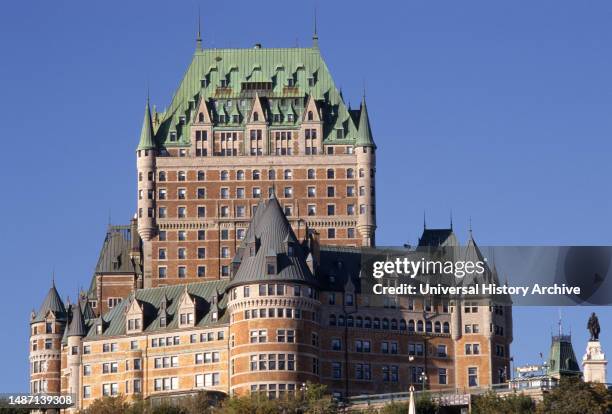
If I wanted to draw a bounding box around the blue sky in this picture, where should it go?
[0,0,610,390]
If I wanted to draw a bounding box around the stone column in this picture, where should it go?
[582,341,607,383]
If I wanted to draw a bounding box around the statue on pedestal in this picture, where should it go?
[588,312,600,341]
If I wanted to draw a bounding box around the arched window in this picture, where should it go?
[268,170,275,180]
[307,111,314,121]
[408,320,415,332]
[284,169,292,179]
[443,322,450,334]
[399,319,407,331]
[253,112,259,122]
[391,319,398,330]
[373,318,380,329]
[426,321,433,333]
[382,318,389,330]
[329,314,336,326]
[252,170,260,180]
[327,168,335,179]
[347,316,354,327]
[198,112,204,122]
[237,170,245,180]
[356,316,363,328]
[221,170,229,180]
[434,321,441,333]
[364,317,372,329]
[417,320,424,332]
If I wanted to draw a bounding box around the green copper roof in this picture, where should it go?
[137,98,155,150]
[355,95,375,148]
[547,335,581,378]
[153,46,360,146]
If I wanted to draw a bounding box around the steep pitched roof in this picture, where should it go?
[85,280,228,338]
[548,335,581,378]
[418,228,458,247]
[152,46,358,146]
[227,196,317,289]
[355,95,375,148]
[33,282,66,323]
[67,300,87,337]
[137,98,155,150]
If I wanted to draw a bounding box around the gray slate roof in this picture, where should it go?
[85,280,228,339]
[227,196,318,289]
[418,228,458,247]
[33,283,66,323]
[67,301,87,337]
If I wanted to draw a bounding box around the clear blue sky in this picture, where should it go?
[0,0,610,391]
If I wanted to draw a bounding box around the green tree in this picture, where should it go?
[378,393,437,414]
[472,391,534,414]
[536,377,612,414]
[80,395,131,414]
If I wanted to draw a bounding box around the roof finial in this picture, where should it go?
[468,216,473,237]
[450,209,453,230]
[558,308,563,336]
[423,211,427,230]
[51,267,55,288]
[196,6,203,51]
[312,6,319,49]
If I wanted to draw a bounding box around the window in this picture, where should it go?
[158,266,167,278]
[307,169,315,179]
[331,338,341,351]
[327,186,335,197]
[83,385,91,398]
[307,204,316,216]
[221,170,229,180]
[283,187,293,198]
[158,207,167,218]
[250,330,267,343]
[252,170,261,180]
[327,205,335,216]
[468,367,478,387]
[439,368,448,385]
[327,228,336,239]
[437,345,447,357]
[178,266,186,278]
[178,207,186,218]
[83,365,91,376]
[197,170,205,181]
[327,169,335,179]
[332,362,342,379]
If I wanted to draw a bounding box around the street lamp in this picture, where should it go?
[419,372,428,392]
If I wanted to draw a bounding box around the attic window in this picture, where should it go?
[220,79,229,88]
[336,129,344,139]
[273,114,281,123]
[160,316,167,327]
[307,111,314,121]
[198,113,205,122]
[170,132,177,141]
[179,116,186,125]
[253,112,259,122]
[219,114,227,123]
[308,77,315,87]
[287,114,295,122]
[267,262,276,275]
[232,115,240,123]
[287,78,295,87]
[201,79,209,88]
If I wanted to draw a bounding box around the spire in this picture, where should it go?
[67,299,87,337]
[312,7,319,49]
[423,211,427,230]
[355,93,375,147]
[196,7,202,51]
[137,95,155,150]
[449,210,453,230]
[468,216,473,238]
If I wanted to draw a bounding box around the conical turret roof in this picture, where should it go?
[137,98,155,150]
[355,95,375,148]
[67,299,87,337]
[227,195,317,289]
[33,282,66,323]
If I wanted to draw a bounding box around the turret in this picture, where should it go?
[66,300,87,410]
[30,279,66,396]
[355,94,376,246]
[136,97,156,241]
[226,196,322,396]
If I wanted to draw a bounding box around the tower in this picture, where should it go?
[136,97,156,242]
[136,98,156,288]
[29,280,66,396]
[66,300,87,411]
[355,94,376,247]
[225,196,322,396]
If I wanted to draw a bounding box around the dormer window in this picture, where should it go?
[307,111,314,121]
[267,262,276,275]
[287,245,294,256]
[170,131,177,141]
[201,78,209,88]
[287,114,294,122]
[253,112,259,122]
[219,114,227,123]
[180,313,194,325]
[160,316,167,327]
[308,77,315,87]
[212,311,218,322]
[220,79,229,88]
[287,78,295,87]
[96,324,102,335]
[274,114,281,123]
[336,129,343,139]
[179,116,186,125]
[232,115,240,123]
[198,112,205,122]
